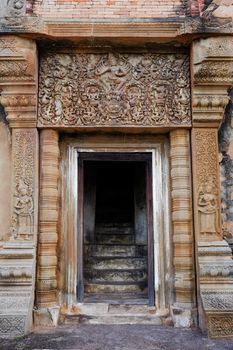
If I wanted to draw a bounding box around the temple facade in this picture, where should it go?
[0,0,233,339]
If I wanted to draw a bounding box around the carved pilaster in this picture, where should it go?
[36,129,60,326]
[0,128,38,337]
[170,129,196,327]
[192,37,233,338]
[0,36,38,337]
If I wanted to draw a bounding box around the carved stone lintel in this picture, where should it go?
[38,52,191,128]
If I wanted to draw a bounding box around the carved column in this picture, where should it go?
[192,37,233,338]
[35,129,60,326]
[0,36,38,337]
[170,129,195,327]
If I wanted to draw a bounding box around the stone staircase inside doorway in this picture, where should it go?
[61,223,169,325]
[84,222,148,301]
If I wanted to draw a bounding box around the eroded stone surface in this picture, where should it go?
[0,113,11,242]
[1,325,233,350]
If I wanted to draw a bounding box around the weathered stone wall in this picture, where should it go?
[0,109,11,242]
[29,0,233,20]
[219,90,233,244]
[32,0,187,19]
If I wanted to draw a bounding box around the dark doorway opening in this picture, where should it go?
[77,153,154,305]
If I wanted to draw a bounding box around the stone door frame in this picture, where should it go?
[59,134,172,313]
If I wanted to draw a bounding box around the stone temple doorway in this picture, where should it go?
[77,152,154,306]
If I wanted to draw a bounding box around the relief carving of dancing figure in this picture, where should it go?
[12,179,33,239]
[198,178,220,235]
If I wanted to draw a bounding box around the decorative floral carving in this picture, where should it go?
[208,315,233,337]
[11,130,35,240]
[0,94,36,107]
[200,264,233,277]
[193,94,228,110]
[194,61,233,83]
[0,266,32,278]
[38,52,191,127]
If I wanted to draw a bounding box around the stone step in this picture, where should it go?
[84,269,147,283]
[64,314,162,325]
[84,293,148,303]
[86,257,147,270]
[62,303,171,326]
[95,224,133,235]
[67,303,157,316]
[84,282,148,294]
[84,244,147,258]
[96,234,134,244]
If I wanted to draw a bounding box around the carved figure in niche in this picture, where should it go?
[95,53,131,81]
[79,82,103,124]
[198,178,220,235]
[12,179,33,239]
[173,76,190,123]
[40,75,55,123]
[150,83,168,124]
[125,85,145,123]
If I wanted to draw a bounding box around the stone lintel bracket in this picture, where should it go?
[192,37,233,128]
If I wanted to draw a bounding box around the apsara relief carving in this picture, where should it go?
[11,130,35,240]
[194,129,221,238]
[38,52,191,127]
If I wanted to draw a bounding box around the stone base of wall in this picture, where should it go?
[0,241,35,338]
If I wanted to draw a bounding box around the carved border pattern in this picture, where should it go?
[194,129,218,187]
[208,315,233,338]
[195,61,233,84]
[0,60,33,81]
[38,52,191,127]
[202,292,233,310]
[0,315,25,335]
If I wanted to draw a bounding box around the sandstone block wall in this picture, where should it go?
[31,0,187,18]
